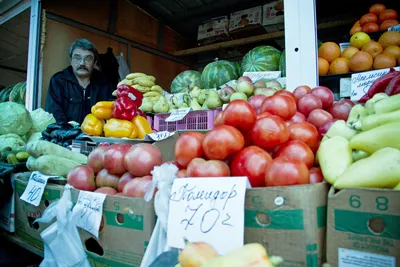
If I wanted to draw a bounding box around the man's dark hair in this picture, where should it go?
[68,39,99,63]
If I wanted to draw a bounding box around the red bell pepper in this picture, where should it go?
[116,84,143,106]
[111,97,138,121]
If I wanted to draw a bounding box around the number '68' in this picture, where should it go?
[349,195,389,211]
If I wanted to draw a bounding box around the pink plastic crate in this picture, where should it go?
[154,110,222,132]
[146,115,153,128]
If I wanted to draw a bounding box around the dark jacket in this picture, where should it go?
[45,66,115,124]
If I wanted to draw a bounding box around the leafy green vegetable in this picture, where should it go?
[0,102,32,136]
[0,134,26,151]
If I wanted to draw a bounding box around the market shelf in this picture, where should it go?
[0,230,44,258]
[173,19,355,57]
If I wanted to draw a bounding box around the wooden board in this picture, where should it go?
[162,26,191,54]
[41,19,129,107]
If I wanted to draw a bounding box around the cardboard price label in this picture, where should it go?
[388,24,400,32]
[165,108,191,122]
[167,177,249,255]
[20,172,55,206]
[147,131,175,141]
[72,191,106,238]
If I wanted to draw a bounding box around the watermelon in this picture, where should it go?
[279,49,286,77]
[200,59,239,89]
[171,70,202,94]
[0,86,13,102]
[9,82,26,102]
[241,46,281,74]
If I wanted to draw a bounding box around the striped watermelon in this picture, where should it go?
[279,49,286,77]
[241,46,281,74]
[171,70,202,94]
[200,59,239,89]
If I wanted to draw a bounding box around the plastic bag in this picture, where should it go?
[35,184,91,267]
[140,163,179,267]
[116,52,130,81]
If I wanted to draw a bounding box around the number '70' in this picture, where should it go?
[349,195,389,211]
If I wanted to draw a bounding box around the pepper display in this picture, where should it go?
[358,68,400,103]
[91,101,114,120]
[132,115,152,139]
[81,114,104,136]
[111,97,138,121]
[103,118,138,139]
[116,84,143,107]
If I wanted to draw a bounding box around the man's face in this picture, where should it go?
[70,48,95,78]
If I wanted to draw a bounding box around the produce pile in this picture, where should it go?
[0,81,26,104]
[358,67,400,102]
[0,147,29,165]
[81,75,153,139]
[40,122,82,148]
[67,143,162,197]
[349,4,398,34]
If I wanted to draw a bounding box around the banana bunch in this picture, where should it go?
[118,72,164,94]
[138,85,167,113]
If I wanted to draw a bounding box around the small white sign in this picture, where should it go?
[388,24,400,32]
[243,71,281,83]
[340,78,352,98]
[222,104,229,110]
[20,172,55,207]
[72,191,107,239]
[167,177,249,255]
[165,108,191,122]
[146,131,175,141]
[338,248,395,267]
[350,67,400,101]
[339,42,350,52]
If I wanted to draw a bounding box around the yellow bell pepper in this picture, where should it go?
[394,183,400,190]
[91,101,114,120]
[81,114,104,136]
[132,115,152,139]
[103,118,138,139]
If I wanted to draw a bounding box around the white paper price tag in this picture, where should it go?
[222,104,229,110]
[350,67,400,101]
[339,42,350,52]
[72,191,106,239]
[243,71,281,83]
[340,78,352,97]
[165,108,191,122]
[388,24,400,32]
[167,177,249,255]
[147,131,175,141]
[20,172,55,206]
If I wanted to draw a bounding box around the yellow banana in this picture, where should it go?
[150,85,164,95]
[117,79,128,87]
[126,73,146,80]
[143,91,162,97]
[133,78,155,87]
[150,95,161,103]
[146,75,156,82]
[134,85,151,93]
[125,79,133,86]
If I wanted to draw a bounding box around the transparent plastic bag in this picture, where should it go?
[140,163,179,267]
[35,184,91,267]
[116,52,130,81]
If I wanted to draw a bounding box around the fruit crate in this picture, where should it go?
[146,115,153,128]
[154,109,222,132]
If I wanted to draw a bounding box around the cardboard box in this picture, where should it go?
[71,189,156,267]
[327,187,400,266]
[229,6,263,32]
[262,0,284,33]
[14,175,64,251]
[0,173,16,232]
[245,183,329,266]
[197,16,230,45]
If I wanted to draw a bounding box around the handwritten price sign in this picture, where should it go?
[167,177,248,255]
[147,131,175,141]
[20,172,55,206]
[71,191,106,238]
[165,108,191,122]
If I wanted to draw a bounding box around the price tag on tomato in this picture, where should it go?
[167,177,250,255]
[20,171,56,206]
[165,108,191,122]
[71,191,106,239]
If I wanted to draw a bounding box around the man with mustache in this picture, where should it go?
[45,39,114,124]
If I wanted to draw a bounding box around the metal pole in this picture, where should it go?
[284,0,318,90]
[26,0,42,111]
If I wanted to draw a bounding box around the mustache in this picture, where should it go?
[78,66,88,71]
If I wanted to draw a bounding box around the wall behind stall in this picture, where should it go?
[0,70,26,88]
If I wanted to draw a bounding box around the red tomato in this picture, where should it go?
[329,100,354,121]
[214,111,224,126]
[274,90,297,103]
[310,86,334,110]
[102,144,132,175]
[288,122,320,152]
[175,132,205,168]
[309,167,324,184]
[88,146,108,173]
[297,94,323,117]
[293,85,311,101]
[95,187,118,195]
[187,158,230,177]
[123,175,152,198]
[202,125,244,160]
[307,108,333,128]
[222,100,256,132]
[260,94,296,120]
[231,146,273,187]
[124,144,163,177]
[117,172,135,192]
[67,165,96,191]
[265,156,310,186]
[96,169,120,189]
[318,119,338,135]
[242,130,253,147]
[276,140,315,168]
[256,112,273,120]
[176,169,188,178]
[285,112,306,127]
[251,115,289,149]
[248,95,267,113]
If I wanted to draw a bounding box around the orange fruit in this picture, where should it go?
[360,13,378,26]
[380,20,399,31]
[362,22,380,33]
[378,31,400,49]
[369,4,386,16]
[329,57,350,74]
[349,51,373,72]
[318,57,329,76]
[341,47,359,60]
[383,46,400,60]
[373,53,397,69]
[379,9,398,23]
[350,20,362,35]
[361,41,383,58]
[318,42,341,63]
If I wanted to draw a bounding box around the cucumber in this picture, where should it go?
[6,154,20,164]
